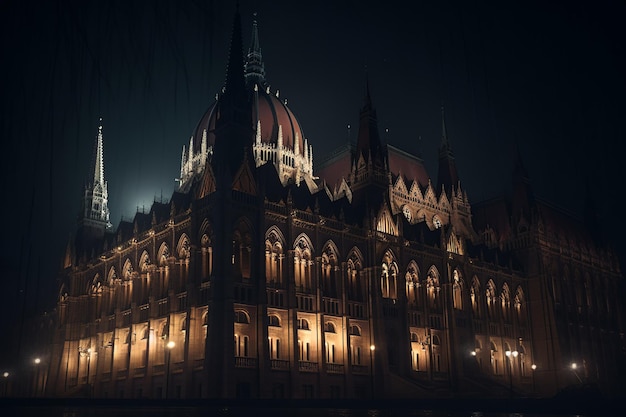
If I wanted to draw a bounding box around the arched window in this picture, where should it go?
[346,248,364,301]
[297,318,310,330]
[324,322,336,333]
[200,218,213,279]
[426,266,440,309]
[471,276,481,317]
[501,283,511,321]
[433,215,442,229]
[381,250,398,299]
[294,234,314,291]
[452,269,463,310]
[486,280,496,319]
[265,227,285,285]
[234,310,250,324]
[157,242,170,267]
[321,241,340,298]
[268,314,281,327]
[349,325,361,336]
[514,286,526,325]
[405,261,420,306]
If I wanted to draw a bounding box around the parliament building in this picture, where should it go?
[42,9,625,400]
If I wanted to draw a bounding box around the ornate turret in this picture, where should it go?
[79,118,112,233]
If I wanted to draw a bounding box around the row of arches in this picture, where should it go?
[382,249,527,323]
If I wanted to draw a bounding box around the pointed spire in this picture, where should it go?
[244,12,267,89]
[223,4,246,100]
[354,70,386,168]
[94,118,105,187]
[437,104,459,195]
[441,104,449,147]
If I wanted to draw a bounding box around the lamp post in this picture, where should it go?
[33,358,41,397]
[369,344,375,399]
[505,350,518,398]
[165,340,175,399]
[571,362,583,384]
[2,372,9,397]
[531,363,537,394]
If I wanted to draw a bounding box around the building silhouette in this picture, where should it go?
[38,9,624,401]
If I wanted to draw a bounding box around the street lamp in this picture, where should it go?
[165,340,175,399]
[369,344,375,399]
[32,358,41,397]
[570,362,582,383]
[2,371,9,397]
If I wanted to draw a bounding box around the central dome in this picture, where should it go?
[190,86,306,157]
[178,14,314,190]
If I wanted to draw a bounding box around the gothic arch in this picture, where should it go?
[346,246,364,302]
[321,240,340,297]
[486,279,497,319]
[381,249,399,299]
[107,266,118,286]
[471,276,481,317]
[452,268,464,310]
[501,282,511,321]
[177,233,191,260]
[157,242,170,267]
[122,258,134,280]
[426,265,440,309]
[265,226,285,284]
[294,233,314,290]
[514,285,526,325]
[405,260,420,306]
[139,250,151,273]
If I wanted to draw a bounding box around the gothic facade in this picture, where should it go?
[43,10,625,401]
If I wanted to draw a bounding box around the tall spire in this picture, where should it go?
[244,12,267,89]
[94,118,105,188]
[213,5,254,180]
[79,118,112,239]
[440,104,449,147]
[354,71,386,168]
[436,104,459,194]
[222,4,247,101]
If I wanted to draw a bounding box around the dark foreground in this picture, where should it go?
[0,396,622,417]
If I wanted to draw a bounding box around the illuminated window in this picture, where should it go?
[433,215,442,229]
[297,318,310,330]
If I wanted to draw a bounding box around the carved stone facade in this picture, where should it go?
[42,9,624,401]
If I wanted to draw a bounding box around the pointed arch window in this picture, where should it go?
[265,228,285,285]
[405,261,420,307]
[501,283,511,321]
[486,280,497,319]
[471,276,481,317]
[452,269,463,310]
[426,266,440,309]
[346,249,363,302]
[321,241,339,298]
[200,219,213,280]
[381,250,398,300]
[294,235,314,291]
[514,286,526,325]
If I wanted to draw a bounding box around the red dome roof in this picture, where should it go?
[190,88,305,156]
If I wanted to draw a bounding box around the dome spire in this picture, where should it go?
[245,12,267,89]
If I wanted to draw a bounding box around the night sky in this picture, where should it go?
[1,0,625,362]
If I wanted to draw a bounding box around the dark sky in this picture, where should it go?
[1,0,626,360]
